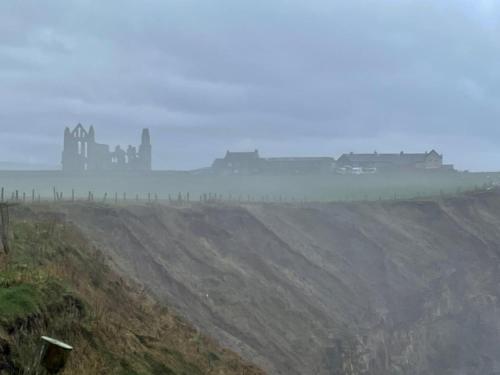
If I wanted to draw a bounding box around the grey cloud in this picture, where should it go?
[1,0,500,170]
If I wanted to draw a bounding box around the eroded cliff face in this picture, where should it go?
[29,190,500,374]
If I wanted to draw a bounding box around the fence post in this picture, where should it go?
[0,203,11,254]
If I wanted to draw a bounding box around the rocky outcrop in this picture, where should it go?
[30,190,500,374]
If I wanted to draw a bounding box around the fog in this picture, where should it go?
[2,1,500,171]
[3,3,500,375]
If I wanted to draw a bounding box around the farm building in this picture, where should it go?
[336,150,450,171]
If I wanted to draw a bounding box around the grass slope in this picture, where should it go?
[0,218,264,375]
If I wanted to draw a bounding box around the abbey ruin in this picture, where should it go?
[59,124,452,176]
[62,124,152,173]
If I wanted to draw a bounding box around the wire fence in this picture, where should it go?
[0,182,496,207]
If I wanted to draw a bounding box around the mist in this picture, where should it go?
[2,2,500,375]
[2,1,500,171]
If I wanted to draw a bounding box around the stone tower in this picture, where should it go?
[139,128,152,171]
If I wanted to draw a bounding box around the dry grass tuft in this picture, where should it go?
[0,219,264,375]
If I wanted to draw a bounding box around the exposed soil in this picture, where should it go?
[24,189,500,374]
[0,214,264,375]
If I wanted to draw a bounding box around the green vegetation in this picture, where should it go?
[0,218,263,374]
[0,170,498,202]
[0,284,41,320]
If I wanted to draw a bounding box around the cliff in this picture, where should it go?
[13,189,500,374]
[0,212,264,374]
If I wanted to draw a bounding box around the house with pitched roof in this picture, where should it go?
[212,150,335,175]
[212,150,264,175]
[211,149,451,175]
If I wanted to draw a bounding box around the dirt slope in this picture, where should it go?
[0,212,264,374]
[30,190,500,374]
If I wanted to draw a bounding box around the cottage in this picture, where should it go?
[212,150,264,175]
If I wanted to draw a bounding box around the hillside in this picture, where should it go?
[0,212,264,374]
[3,191,500,375]
[10,189,500,374]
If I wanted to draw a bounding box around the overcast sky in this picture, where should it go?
[1,0,499,171]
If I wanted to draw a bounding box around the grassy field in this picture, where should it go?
[0,170,498,203]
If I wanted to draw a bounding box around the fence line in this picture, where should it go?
[0,188,315,205]
[0,182,494,206]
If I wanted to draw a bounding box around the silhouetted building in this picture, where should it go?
[212,150,335,175]
[139,128,152,171]
[265,157,335,174]
[62,124,152,172]
[336,150,447,171]
[212,150,264,175]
